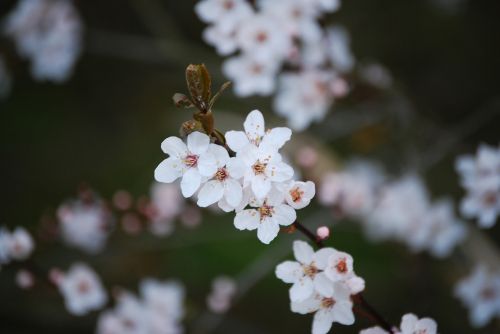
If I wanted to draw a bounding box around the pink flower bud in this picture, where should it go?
[316,226,330,240]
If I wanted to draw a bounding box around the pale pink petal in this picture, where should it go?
[293,240,314,264]
[332,301,355,325]
[209,144,230,167]
[160,137,187,158]
[275,261,303,283]
[154,157,182,183]
[267,162,294,182]
[312,308,335,334]
[251,175,271,199]
[187,131,210,155]
[261,127,291,150]
[346,275,365,294]
[244,110,265,142]
[198,152,218,177]
[197,180,224,207]
[290,277,314,302]
[234,209,260,230]
[273,204,296,226]
[400,314,419,333]
[257,219,279,244]
[291,295,321,315]
[225,130,250,152]
[226,157,246,179]
[180,168,202,197]
[224,179,243,208]
[312,248,336,270]
[313,273,334,297]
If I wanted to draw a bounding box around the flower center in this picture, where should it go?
[483,191,497,206]
[289,187,304,203]
[223,0,234,10]
[256,31,268,43]
[335,258,348,273]
[252,161,267,175]
[77,279,90,294]
[303,264,319,278]
[215,168,229,181]
[321,297,335,309]
[258,205,274,219]
[183,154,198,167]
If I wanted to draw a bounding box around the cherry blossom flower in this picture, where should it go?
[4,0,83,82]
[154,131,218,198]
[195,0,253,33]
[234,187,296,244]
[96,279,185,334]
[0,226,34,266]
[360,313,437,334]
[207,275,237,313]
[197,145,245,209]
[57,198,111,253]
[291,283,354,334]
[456,143,500,228]
[148,182,184,236]
[455,265,500,327]
[276,240,337,302]
[58,263,107,316]
[222,55,280,96]
[283,181,316,209]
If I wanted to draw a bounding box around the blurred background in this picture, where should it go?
[0,0,499,333]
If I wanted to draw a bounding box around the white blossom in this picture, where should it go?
[148,182,184,236]
[283,181,316,209]
[195,0,253,33]
[360,313,437,334]
[57,198,111,253]
[4,0,83,82]
[456,143,500,228]
[0,226,34,266]
[291,284,354,334]
[58,263,107,316]
[206,275,237,313]
[455,265,500,327]
[154,131,218,198]
[234,187,296,244]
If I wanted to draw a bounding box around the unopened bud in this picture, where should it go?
[316,226,330,240]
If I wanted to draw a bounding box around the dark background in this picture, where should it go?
[0,0,499,333]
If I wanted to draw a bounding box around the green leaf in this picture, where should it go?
[209,81,231,109]
[185,64,211,112]
[172,93,194,108]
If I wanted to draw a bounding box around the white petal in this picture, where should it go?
[275,261,303,283]
[291,295,321,315]
[180,168,201,197]
[257,219,279,244]
[160,136,187,158]
[217,197,234,212]
[290,277,314,302]
[154,157,182,183]
[267,162,294,182]
[312,308,335,334]
[400,314,418,332]
[209,144,230,167]
[197,152,218,177]
[187,131,210,155]
[332,301,355,325]
[225,130,250,152]
[252,175,271,199]
[273,204,296,226]
[197,180,224,207]
[224,179,243,208]
[312,248,336,270]
[293,240,314,264]
[244,110,265,142]
[226,157,247,179]
[261,127,292,150]
[234,210,260,230]
[346,275,365,294]
[266,186,286,206]
[313,273,334,297]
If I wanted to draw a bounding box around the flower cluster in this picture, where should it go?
[319,162,466,258]
[155,109,316,244]
[96,279,185,334]
[206,275,237,313]
[455,143,500,228]
[0,226,34,268]
[3,0,83,82]
[195,0,354,130]
[454,264,500,328]
[57,195,113,254]
[56,263,108,316]
[275,240,364,334]
[360,313,437,334]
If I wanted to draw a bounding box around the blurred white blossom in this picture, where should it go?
[206,275,237,313]
[0,226,34,266]
[360,313,437,334]
[4,0,83,82]
[57,263,107,316]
